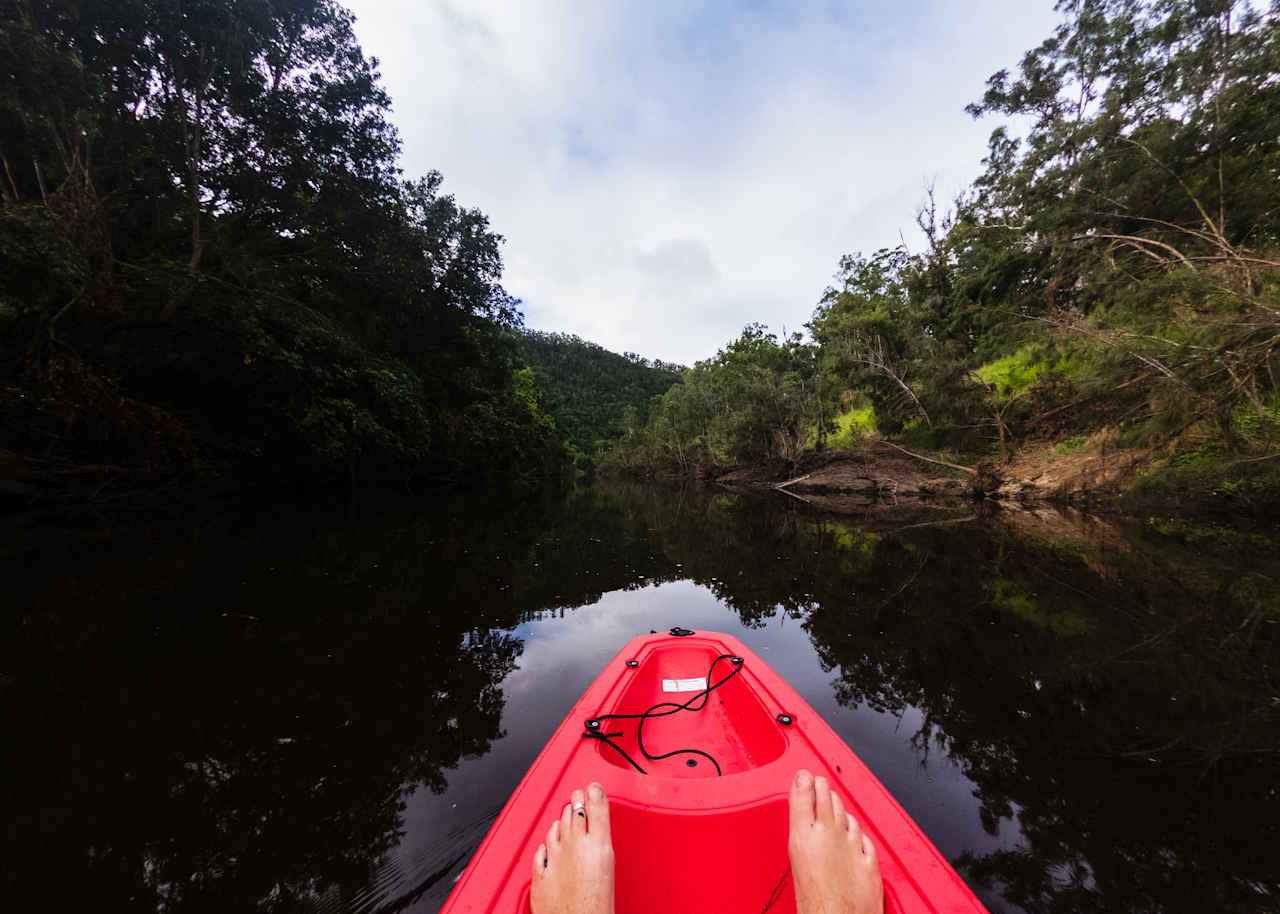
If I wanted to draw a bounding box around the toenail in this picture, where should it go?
[795,770,812,787]
[589,783,604,801]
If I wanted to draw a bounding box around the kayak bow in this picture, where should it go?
[440,629,987,914]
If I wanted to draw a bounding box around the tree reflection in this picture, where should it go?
[0,487,675,913]
[4,486,1277,914]
[599,485,1280,913]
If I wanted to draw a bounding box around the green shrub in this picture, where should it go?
[1053,434,1089,455]
[1231,395,1280,444]
[972,345,1053,398]
[821,404,878,448]
[1125,444,1280,508]
[0,205,87,334]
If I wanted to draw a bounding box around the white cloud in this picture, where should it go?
[343,0,1061,364]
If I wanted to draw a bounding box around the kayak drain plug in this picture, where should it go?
[686,758,698,767]
[585,718,602,732]
[626,660,639,668]
[776,713,794,726]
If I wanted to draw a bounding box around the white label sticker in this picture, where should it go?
[662,677,708,693]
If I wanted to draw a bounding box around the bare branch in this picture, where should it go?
[874,439,976,475]
[1118,136,1225,246]
[1079,233,1197,269]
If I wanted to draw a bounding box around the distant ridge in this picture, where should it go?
[515,330,683,464]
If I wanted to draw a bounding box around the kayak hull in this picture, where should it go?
[440,630,987,914]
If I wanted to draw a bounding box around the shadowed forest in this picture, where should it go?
[4,0,1278,512]
[1,1,570,497]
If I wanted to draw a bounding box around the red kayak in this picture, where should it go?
[440,629,988,914]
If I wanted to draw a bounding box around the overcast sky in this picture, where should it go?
[342,0,1060,365]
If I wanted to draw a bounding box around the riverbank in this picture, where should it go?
[708,436,1280,519]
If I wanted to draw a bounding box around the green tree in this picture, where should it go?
[0,0,566,491]
[966,0,1280,446]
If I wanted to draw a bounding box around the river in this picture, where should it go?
[2,482,1277,913]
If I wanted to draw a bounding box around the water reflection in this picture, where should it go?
[1,486,1277,913]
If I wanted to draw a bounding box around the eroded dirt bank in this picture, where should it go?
[713,439,1155,510]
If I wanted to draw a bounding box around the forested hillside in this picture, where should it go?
[515,330,682,466]
[606,0,1280,505]
[0,0,565,497]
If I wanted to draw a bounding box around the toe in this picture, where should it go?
[789,769,816,831]
[831,791,847,828]
[532,843,547,877]
[814,776,833,825]
[570,789,587,833]
[847,813,864,846]
[586,782,611,841]
[559,801,573,836]
[546,819,560,854]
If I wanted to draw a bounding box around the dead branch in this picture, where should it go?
[873,439,976,475]
[774,473,812,490]
[854,335,933,429]
[773,486,814,504]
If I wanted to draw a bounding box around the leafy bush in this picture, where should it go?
[1125,445,1280,509]
[1053,434,1089,456]
[823,404,878,448]
[972,346,1053,398]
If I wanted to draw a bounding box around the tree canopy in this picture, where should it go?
[0,0,564,490]
[514,330,682,466]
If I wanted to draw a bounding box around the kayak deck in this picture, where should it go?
[441,630,987,914]
[591,642,785,777]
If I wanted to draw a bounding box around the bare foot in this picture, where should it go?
[788,769,884,914]
[530,783,615,914]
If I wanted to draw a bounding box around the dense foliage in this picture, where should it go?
[0,0,565,490]
[601,324,827,473]
[609,0,1280,483]
[514,330,682,467]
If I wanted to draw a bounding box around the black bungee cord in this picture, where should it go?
[581,652,744,776]
[760,866,792,914]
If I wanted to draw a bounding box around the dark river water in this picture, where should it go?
[3,482,1278,913]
